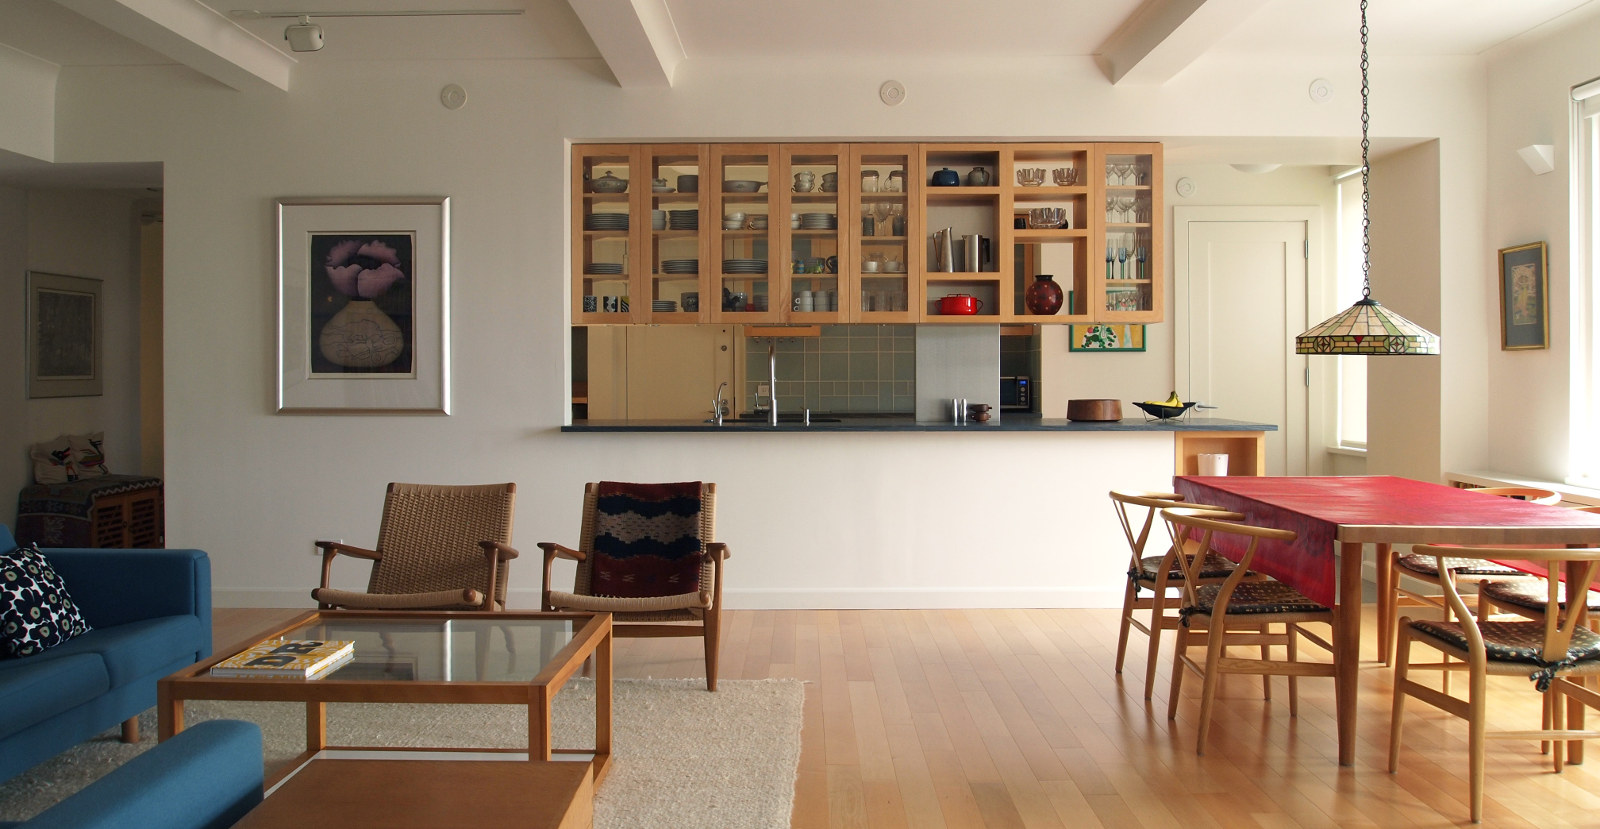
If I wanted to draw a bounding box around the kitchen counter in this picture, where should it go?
[562,416,1277,433]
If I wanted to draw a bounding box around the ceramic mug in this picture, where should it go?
[602,296,619,313]
[794,172,816,192]
[583,296,598,312]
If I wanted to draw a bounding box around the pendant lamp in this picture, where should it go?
[1295,0,1439,356]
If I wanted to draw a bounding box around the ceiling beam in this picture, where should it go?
[1096,0,1271,85]
[566,0,684,88]
[52,0,294,92]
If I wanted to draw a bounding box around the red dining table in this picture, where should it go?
[1172,475,1600,766]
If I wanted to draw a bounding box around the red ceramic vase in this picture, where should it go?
[1024,274,1064,315]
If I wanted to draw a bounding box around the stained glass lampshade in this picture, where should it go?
[1294,298,1440,355]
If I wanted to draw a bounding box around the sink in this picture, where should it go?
[729,414,842,423]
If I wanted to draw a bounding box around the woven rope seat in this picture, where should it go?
[1480,579,1600,613]
[1189,581,1329,617]
[1135,553,1236,582]
[1396,552,1524,577]
[1410,619,1600,665]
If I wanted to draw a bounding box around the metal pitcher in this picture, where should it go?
[962,234,990,272]
[933,227,955,272]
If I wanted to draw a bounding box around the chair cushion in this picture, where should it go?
[1396,552,1523,577]
[590,481,705,599]
[1135,553,1236,582]
[1,543,92,657]
[1410,619,1600,666]
[0,652,110,740]
[1481,578,1600,613]
[1188,580,1330,617]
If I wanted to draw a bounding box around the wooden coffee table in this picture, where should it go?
[232,758,592,829]
[157,610,612,784]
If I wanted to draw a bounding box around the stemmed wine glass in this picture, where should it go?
[1117,246,1128,279]
[1106,196,1118,223]
[1112,162,1134,186]
[1115,196,1137,224]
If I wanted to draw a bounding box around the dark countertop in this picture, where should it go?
[561,415,1278,433]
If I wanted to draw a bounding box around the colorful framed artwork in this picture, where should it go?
[1498,241,1548,350]
[277,197,451,413]
[26,271,102,398]
[1069,324,1146,352]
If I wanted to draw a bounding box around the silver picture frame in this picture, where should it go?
[276,197,450,414]
[27,271,103,399]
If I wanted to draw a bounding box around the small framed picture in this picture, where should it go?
[26,271,102,398]
[1069,324,1146,352]
[1498,241,1548,350]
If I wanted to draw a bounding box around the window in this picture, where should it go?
[1335,170,1367,449]
[1571,78,1600,486]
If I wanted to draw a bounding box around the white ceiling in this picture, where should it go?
[2,0,1598,188]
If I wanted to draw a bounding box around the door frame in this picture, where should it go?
[1173,205,1323,476]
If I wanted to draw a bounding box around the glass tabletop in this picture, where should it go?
[279,615,586,684]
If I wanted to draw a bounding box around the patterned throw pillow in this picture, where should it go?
[68,432,109,477]
[1,544,93,657]
[29,437,76,484]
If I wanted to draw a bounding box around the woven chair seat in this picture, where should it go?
[1410,619,1600,665]
[1396,552,1523,577]
[312,586,494,611]
[1135,553,1237,582]
[546,589,706,616]
[1188,580,1330,617]
[1480,578,1600,613]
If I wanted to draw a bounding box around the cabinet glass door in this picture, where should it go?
[645,145,710,322]
[850,145,919,322]
[1094,143,1163,322]
[711,144,779,322]
[780,145,845,322]
[573,145,640,323]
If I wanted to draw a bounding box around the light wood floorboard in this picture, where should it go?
[213,606,1600,827]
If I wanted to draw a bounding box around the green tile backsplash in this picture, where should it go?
[746,325,915,413]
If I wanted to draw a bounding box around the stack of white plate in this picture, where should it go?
[722,258,766,273]
[662,259,699,274]
[799,212,837,230]
[668,210,699,230]
[651,300,678,312]
[584,262,624,275]
[584,213,629,231]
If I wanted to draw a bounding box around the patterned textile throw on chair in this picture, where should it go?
[590,481,704,599]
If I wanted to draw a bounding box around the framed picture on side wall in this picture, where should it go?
[27,271,103,398]
[276,197,451,413]
[1499,241,1548,350]
[1068,324,1146,352]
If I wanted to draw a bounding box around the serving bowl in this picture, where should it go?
[723,180,765,193]
[1132,401,1197,420]
[1016,168,1045,187]
[1026,207,1067,229]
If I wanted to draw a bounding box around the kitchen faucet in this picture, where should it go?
[767,338,778,426]
[711,381,727,426]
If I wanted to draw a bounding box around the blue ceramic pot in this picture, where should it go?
[930,167,960,187]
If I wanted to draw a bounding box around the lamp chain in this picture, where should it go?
[1360,0,1371,300]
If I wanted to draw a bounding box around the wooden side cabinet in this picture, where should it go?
[1174,432,1265,477]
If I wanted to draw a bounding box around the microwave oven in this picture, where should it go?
[1000,376,1031,412]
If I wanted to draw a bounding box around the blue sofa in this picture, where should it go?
[0,524,211,785]
[0,719,263,829]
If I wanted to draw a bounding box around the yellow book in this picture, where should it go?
[210,639,355,679]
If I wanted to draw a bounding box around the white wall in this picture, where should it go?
[30,49,1489,607]
[1482,13,1600,480]
[3,187,148,512]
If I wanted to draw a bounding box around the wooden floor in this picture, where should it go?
[214,607,1600,828]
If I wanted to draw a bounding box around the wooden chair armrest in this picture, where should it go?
[316,542,381,594]
[317,541,382,561]
[536,542,586,562]
[479,540,521,561]
[704,542,730,561]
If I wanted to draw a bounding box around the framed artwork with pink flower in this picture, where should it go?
[277,197,450,413]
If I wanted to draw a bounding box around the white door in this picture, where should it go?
[1175,208,1313,476]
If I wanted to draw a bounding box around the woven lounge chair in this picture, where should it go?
[312,482,518,611]
[539,481,729,691]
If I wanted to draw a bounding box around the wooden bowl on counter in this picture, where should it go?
[1066,399,1123,422]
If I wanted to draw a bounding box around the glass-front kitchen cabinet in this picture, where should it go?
[571,141,1163,325]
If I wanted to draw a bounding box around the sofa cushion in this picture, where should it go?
[66,433,109,477]
[0,653,110,740]
[29,437,75,484]
[41,616,204,686]
[1,544,93,657]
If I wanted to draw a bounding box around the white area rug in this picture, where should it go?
[0,678,804,828]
